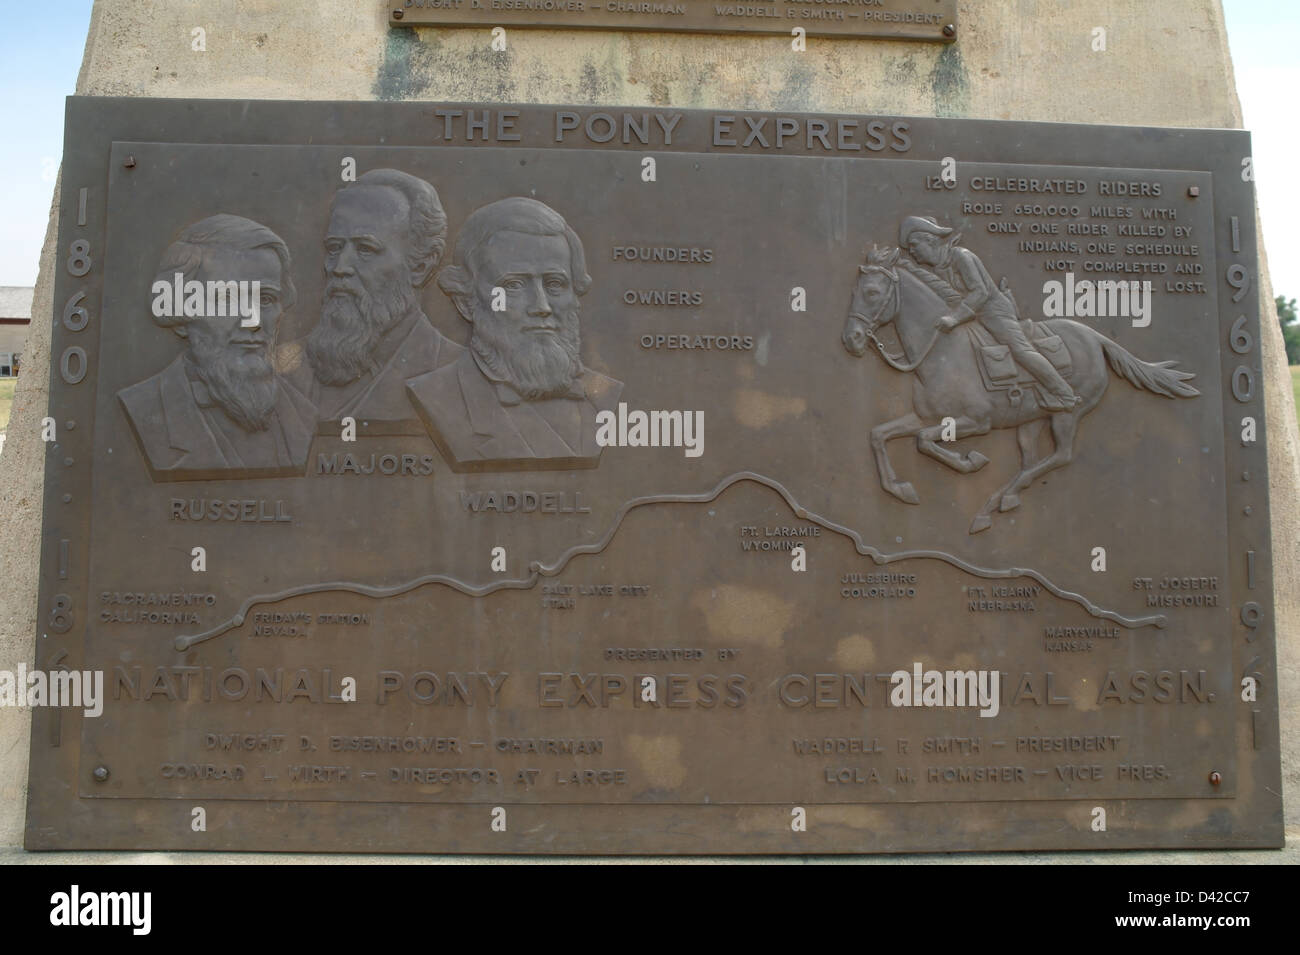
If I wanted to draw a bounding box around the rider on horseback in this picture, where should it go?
[899,216,1080,412]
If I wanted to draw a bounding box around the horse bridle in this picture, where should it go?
[851,265,942,373]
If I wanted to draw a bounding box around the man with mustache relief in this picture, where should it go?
[285,168,462,435]
[120,214,315,480]
[407,197,623,472]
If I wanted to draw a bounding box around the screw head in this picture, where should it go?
[942,23,956,37]
[93,766,110,782]
[123,155,136,169]
[1187,185,1200,197]
[392,8,404,18]
[1209,771,1222,786]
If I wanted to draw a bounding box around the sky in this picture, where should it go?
[1222,0,1299,303]
[0,1,94,289]
[0,1,1296,299]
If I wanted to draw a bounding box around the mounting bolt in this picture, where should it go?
[942,23,956,38]
[93,766,110,782]
[392,9,404,19]
[1208,771,1221,786]
[123,155,136,169]
[1187,185,1200,197]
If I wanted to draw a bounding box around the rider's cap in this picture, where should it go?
[899,216,953,245]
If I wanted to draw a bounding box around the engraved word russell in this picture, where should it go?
[890,662,1001,718]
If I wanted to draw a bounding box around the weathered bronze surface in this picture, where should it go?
[27,97,1281,853]
[388,0,958,41]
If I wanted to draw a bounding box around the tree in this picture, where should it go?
[1278,295,1300,365]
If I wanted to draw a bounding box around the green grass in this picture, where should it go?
[0,378,15,432]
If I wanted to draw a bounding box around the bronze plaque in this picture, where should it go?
[27,98,1281,853]
[388,0,958,41]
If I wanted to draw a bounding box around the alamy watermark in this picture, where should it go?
[49,885,150,935]
[0,664,103,717]
[1042,272,1152,327]
[151,272,262,327]
[595,402,704,458]
[889,662,1001,718]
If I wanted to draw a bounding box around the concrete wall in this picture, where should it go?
[1,0,1294,859]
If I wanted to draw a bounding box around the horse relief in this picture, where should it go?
[841,242,1200,534]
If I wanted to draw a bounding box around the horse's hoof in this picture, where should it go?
[967,451,990,472]
[969,514,993,534]
[999,493,1020,512]
[890,482,921,505]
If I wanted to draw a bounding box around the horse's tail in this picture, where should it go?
[1097,335,1200,398]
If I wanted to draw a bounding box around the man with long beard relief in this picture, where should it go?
[406,197,623,471]
[118,214,316,481]
[284,168,461,433]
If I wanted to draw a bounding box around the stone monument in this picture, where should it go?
[0,0,1294,860]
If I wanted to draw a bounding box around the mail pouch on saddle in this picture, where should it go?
[897,216,1076,411]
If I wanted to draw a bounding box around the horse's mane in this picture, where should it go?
[897,258,963,308]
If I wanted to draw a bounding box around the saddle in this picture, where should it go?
[969,280,1072,406]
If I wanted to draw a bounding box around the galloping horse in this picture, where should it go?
[840,247,1199,533]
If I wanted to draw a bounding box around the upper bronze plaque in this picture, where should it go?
[389,0,958,41]
[28,98,1281,854]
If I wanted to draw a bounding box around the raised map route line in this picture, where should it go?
[172,470,1167,651]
